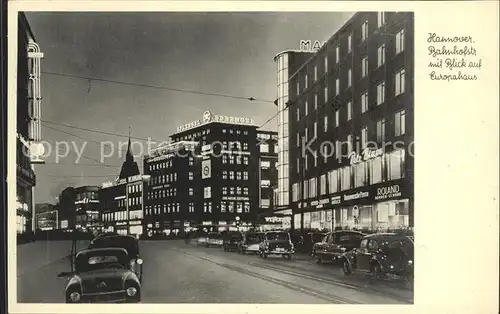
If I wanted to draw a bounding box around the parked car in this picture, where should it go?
[88,234,143,281]
[313,230,365,264]
[258,231,295,260]
[304,232,327,255]
[196,233,209,246]
[237,232,263,254]
[223,231,243,252]
[206,232,223,247]
[58,248,142,303]
[339,233,414,283]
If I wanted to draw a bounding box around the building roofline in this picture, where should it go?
[273,49,314,62]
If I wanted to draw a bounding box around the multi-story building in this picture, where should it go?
[256,130,278,214]
[58,186,76,230]
[16,13,44,235]
[101,136,148,236]
[273,50,316,218]
[143,141,200,237]
[74,186,101,231]
[170,111,261,232]
[282,12,414,232]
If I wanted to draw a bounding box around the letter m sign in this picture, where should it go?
[300,40,311,51]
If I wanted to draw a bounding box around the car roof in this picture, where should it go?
[363,233,411,240]
[94,234,137,240]
[76,247,128,258]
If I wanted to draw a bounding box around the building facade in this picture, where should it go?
[58,187,76,230]
[100,136,147,236]
[283,12,414,232]
[16,13,44,235]
[256,130,278,215]
[143,141,199,237]
[74,186,101,231]
[273,50,316,217]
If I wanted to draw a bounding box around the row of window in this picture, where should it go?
[296,109,406,170]
[148,189,177,199]
[222,155,249,165]
[146,203,181,215]
[149,160,174,171]
[292,149,405,201]
[149,173,178,185]
[76,191,98,201]
[113,197,142,208]
[222,129,248,135]
[222,186,250,196]
[127,184,143,194]
[221,201,251,213]
[222,171,250,180]
[102,210,143,222]
[296,68,406,123]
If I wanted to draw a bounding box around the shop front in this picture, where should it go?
[295,179,412,233]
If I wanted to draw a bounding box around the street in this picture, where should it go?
[18,240,413,304]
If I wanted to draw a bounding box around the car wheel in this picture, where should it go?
[285,254,292,260]
[263,253,268,259]
[342,259,352,275]
[316,255,323,264]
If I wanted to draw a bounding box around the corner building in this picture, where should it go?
[284,12,414,232]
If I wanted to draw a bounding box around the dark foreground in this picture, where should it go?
[18,240,413,304]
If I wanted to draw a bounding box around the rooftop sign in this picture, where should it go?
[176,110,256,133]
[299,40,327,52]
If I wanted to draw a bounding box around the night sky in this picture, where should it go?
[24,12,353,203]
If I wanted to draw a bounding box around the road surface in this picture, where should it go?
[17,240,413,304]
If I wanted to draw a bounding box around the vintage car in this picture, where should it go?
[258,231,295,260]
[205,232,223,247]
[340,233,414,283]
[313,230,365,264]
[304,232,327,255]
[58,248,142,303]
[222,231,243,252]
[237,232,263,254]
[88,234,143,281]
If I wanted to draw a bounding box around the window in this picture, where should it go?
[335,110,339,127]
[359,21,368,43]
[303,180,309,199]
[324,56,328,72]
[305,74,308,89]
[347,101,352,121]
[341,166,352,191]
[296,81,300,95]
[335,78,340,96]
[297,133,300,146]
[243,156,249,165]
[261,179,271,187]
[260,144,269,153]
[296,108,300,121]
[323,144,329,163]
[377,81,385,105]
[189,188,194,196]
[347,134,353,152]
[396,29,405,54]
[243,172,249,180]
[348,68,352,87]
[221,202,226,213]
[314,65,318,81]
[292,183,299,202]
[189,203,195,213]
[362,57,368,77]
[361,92,369,113]
[305,100,308,116]
[304,154,308,170]
[354,162,367,187]
[244,202,250,213]
[370,156,384,184]
[297,158,300,173]
[260,160,271,168]
[314,93,318,110]
[305,127,308,141]
[395,110,406,136]
[387,149,405,180]
[229,171,235,180]
[361,127,368,149]
[320,174,327,195]
[324,87,328,103]
[335,46,339,63]
[377,45,385,67]
[309,178,317,198]
[347,34,352,53]
[204,187,211,199]
[395,69,406,96]
[313,122,317,137]
[378,12,385,27]
[377,118,386,142]
[324,116,328,132]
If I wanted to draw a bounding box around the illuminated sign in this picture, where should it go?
[374,184,402,201]
[299,40,327,52]
[176,110,256,133]
[348,148,384,165]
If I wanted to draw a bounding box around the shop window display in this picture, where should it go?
[294,213,302,230]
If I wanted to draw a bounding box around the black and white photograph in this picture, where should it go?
[15,9,415,305]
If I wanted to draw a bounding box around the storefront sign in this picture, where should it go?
[222,196,250,201]
[129,220,142,225]
[343,191,370,201]
[311,200,319,206]
[319,198,330,205]
[264,217,284,223]
[374,184,402,201]
[202,221,212,226]
[114,196,126,200]
[348,148,384,165]
[331,196,341,204]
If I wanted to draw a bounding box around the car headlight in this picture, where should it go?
[69,292,81,302]
[126,287,137,297]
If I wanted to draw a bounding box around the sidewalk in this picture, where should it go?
[16,240,89,277]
